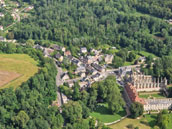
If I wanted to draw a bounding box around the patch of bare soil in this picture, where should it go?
[0,71,21,87]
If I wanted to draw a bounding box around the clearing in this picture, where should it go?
[90,103,126,123]
[0,54,38,89]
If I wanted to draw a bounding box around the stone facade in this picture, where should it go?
[130,72,167,92]
[144,99,172,111]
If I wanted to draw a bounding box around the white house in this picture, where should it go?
[80,47,87,53]
[0,25,3,30]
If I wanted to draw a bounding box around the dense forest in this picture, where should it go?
[0,42,61,128]
[12,0,172,57]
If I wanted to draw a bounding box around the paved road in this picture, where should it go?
[56,66,63,86]
[55,64,64,107]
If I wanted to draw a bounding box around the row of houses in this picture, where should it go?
[36,45,114,90]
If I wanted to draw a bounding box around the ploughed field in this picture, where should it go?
[0,54,38,89]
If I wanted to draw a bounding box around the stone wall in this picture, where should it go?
[144,99,172,111]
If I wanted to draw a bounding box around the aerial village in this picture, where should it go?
[34,43,172,113]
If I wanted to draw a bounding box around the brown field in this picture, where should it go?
[0,71,21,87]
[0,54,38,89]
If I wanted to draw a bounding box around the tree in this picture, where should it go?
[127,51,136,62]
[89,118,96,129]
[12,111,30,128]
[73,119,90,129]
[62,101,82,123]
[157,110,169,129]
[130,102,143,118]
[26,39,35,47]
[72,83,81,101]
[6,32,14,39]
[112,56,124,68]
[107,86,125,114]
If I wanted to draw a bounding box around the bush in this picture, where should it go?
[127,124,134,129]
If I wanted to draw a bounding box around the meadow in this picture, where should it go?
[90,103,126,123]
[0,54,39,89]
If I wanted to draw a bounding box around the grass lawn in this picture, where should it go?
[138,92,165,99]
[90,103,126,123]
[124,54,140,66]
[0,54,39,89]
[109,117,151,129]
[138,51,157,58]
[109,113,172,129]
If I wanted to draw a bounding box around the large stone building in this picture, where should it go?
[125,72,172,111]
[130,72,167,92]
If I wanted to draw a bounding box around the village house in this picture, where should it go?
[92,63,105,72]
[61,47,66,52]
[55,53,63,62]
[80,47,87,53]
[78,72,86,78]
[75,66,86,74]
[0,36,5,41]
[86,56,98,64]
[68,82,74,88]
[33,44,44,50]
[79,81,89,89]
[104,54,114,64]
[0,25,3,30]
[11,13,17,20]
[62,93,68,104]
[43,48,54,57]
[64,50,71,56]
[91,49,102,55]
[51,44,61,51]
[0,0,5,7]
[72,59,82,66]
[91,73,102,81]
[0,13,4,17]
[61,73,69,81]
[13,8,19,12]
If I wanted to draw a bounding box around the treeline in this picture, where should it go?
[0,42,61,128]
[12,0,172,57]
[129,0,172,19]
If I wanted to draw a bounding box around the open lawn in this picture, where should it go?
[109,113,172,129]
[90,103,126,123]
[109,117,151,129]
[138,92,165,99]
[138,51,157,58]
[0,54,38,89]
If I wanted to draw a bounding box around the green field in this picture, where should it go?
[90,103,126,123]
[0,54,39,89]
[109,113,172,129]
